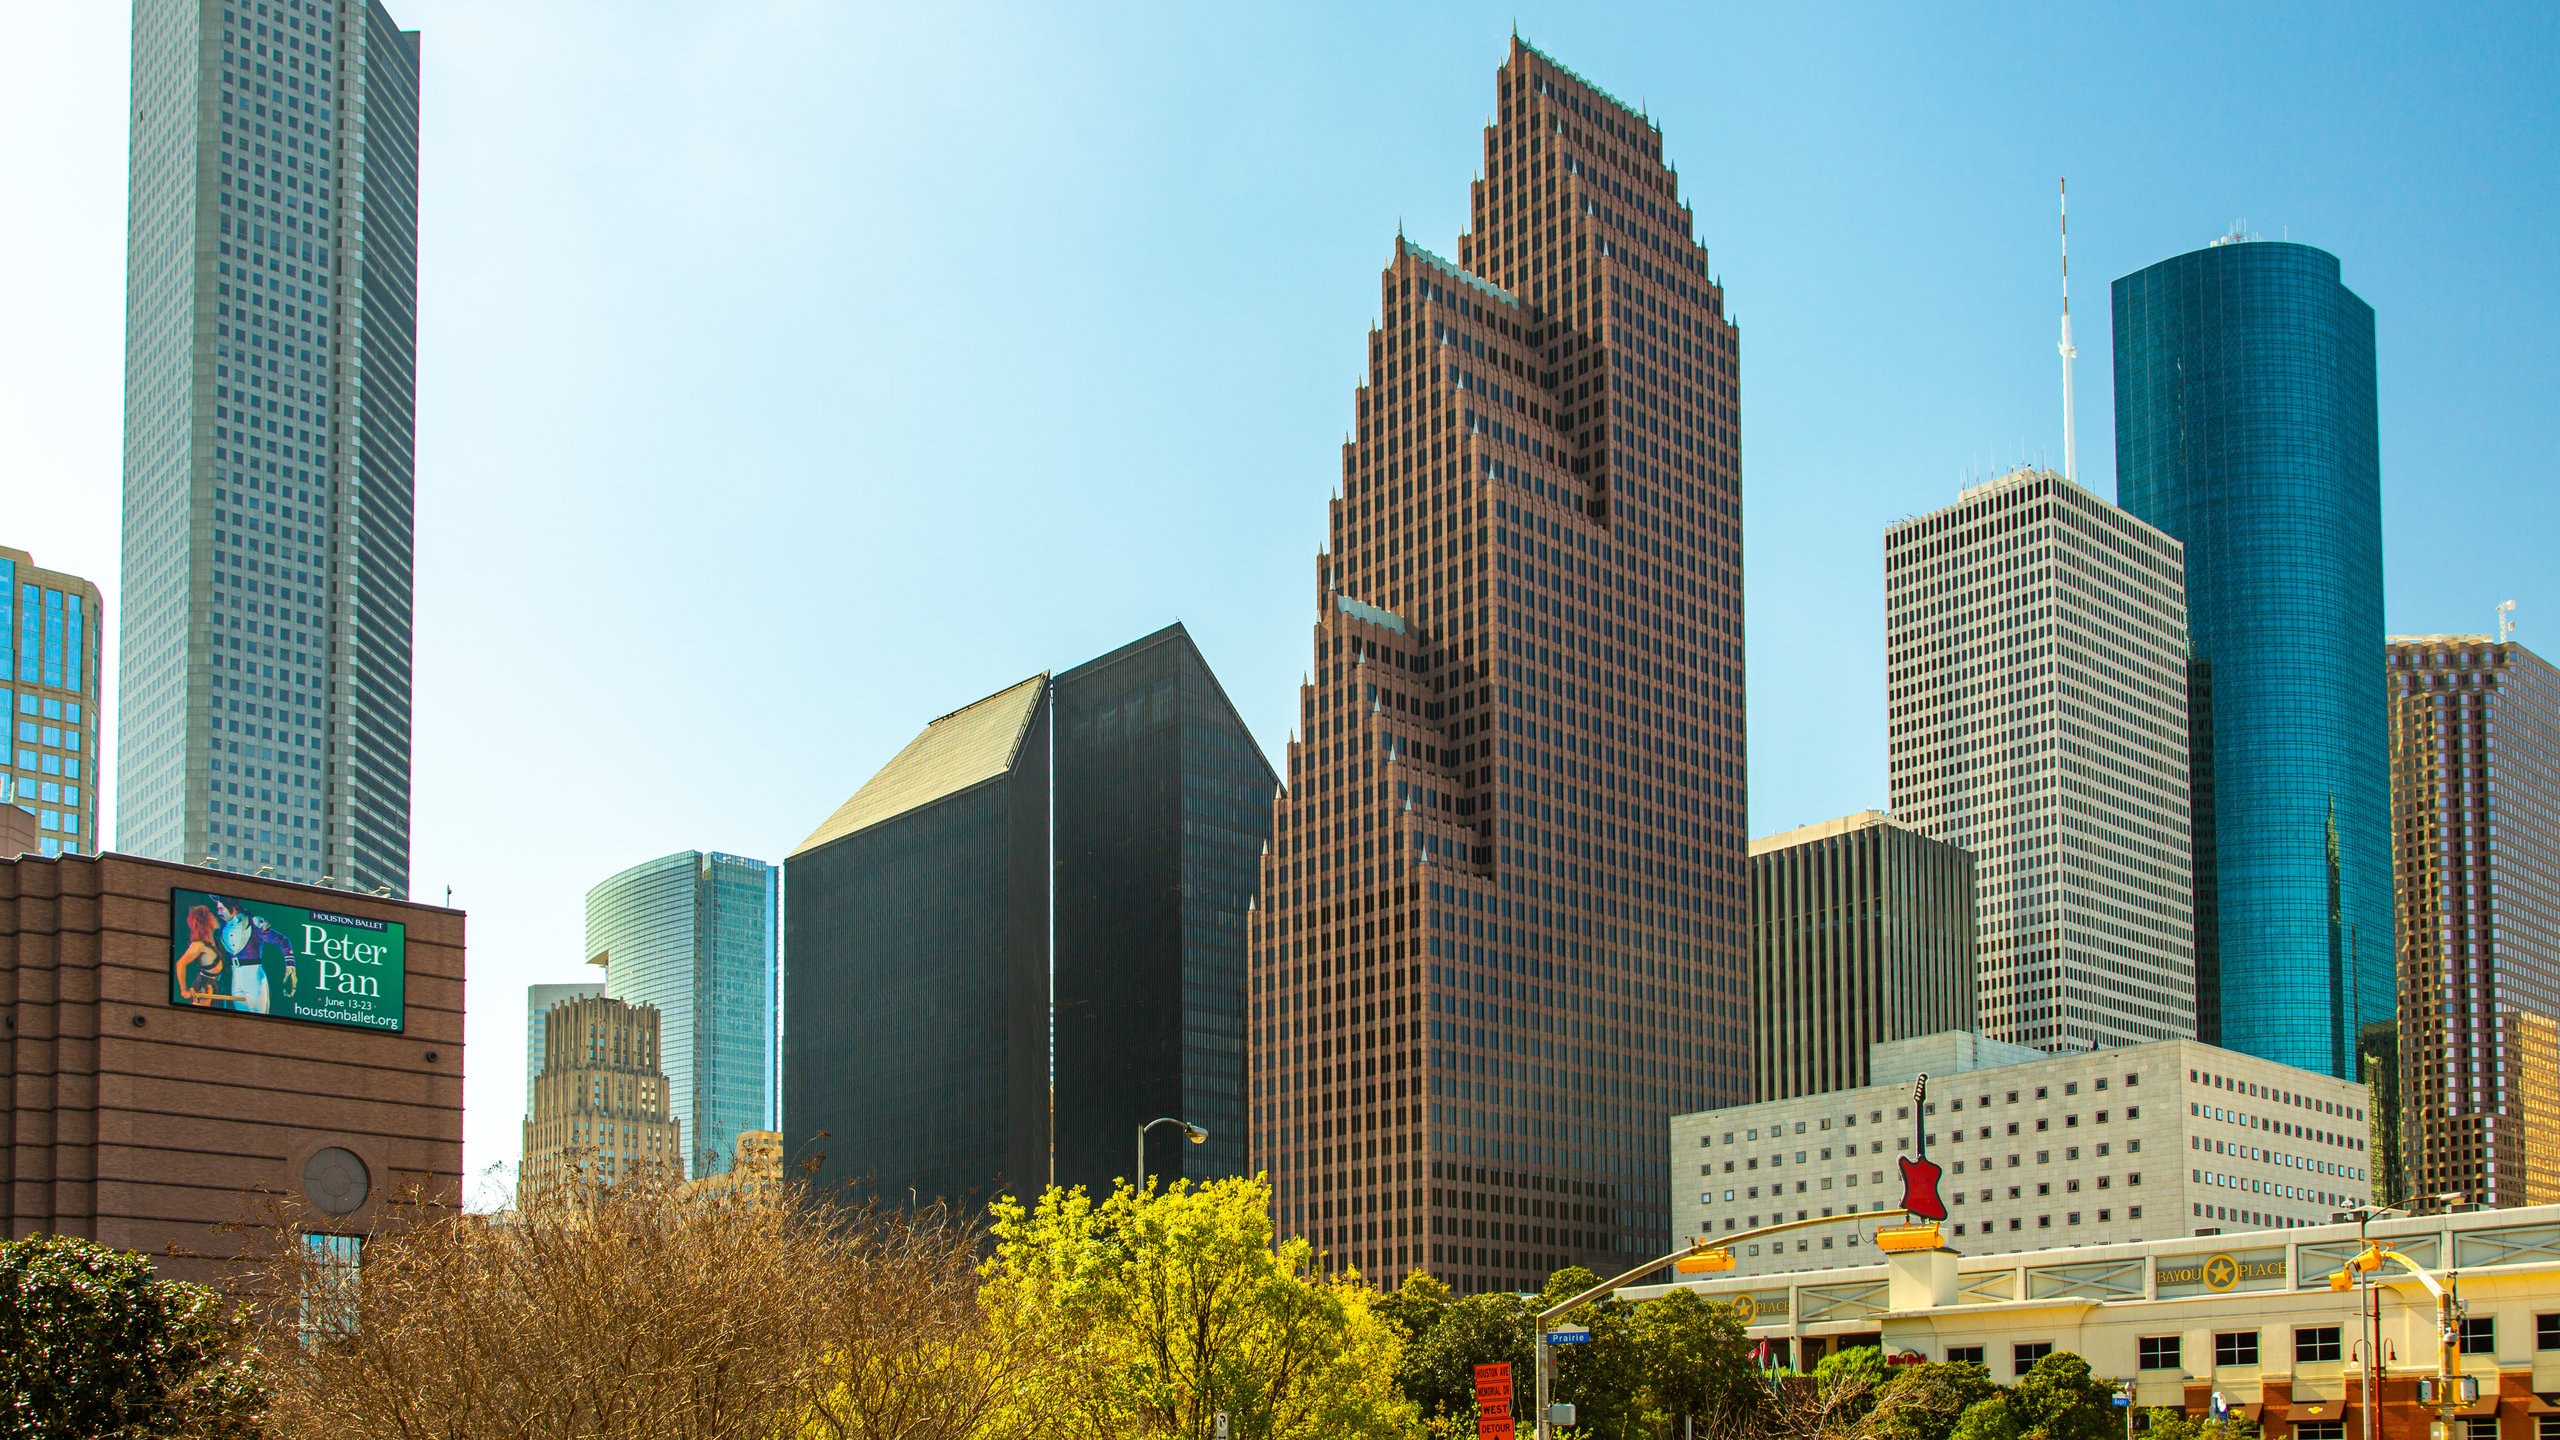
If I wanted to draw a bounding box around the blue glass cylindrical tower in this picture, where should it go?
[2113,238,2391,1080]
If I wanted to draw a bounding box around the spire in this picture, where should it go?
[2058,177,2078,483]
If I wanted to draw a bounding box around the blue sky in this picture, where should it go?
[4,1,2553,1193]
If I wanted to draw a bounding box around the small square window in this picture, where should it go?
[2014,1341,2054,1377]
[2535,1314,2560,1351]
[1947,1345,1987,1367]
[2139,1335,2181,1370]
[2297,1326,2343,1363]
[2216,1331,2260,1367]
[2461,1317,2495,1355]
[2298,1424,2345,1440]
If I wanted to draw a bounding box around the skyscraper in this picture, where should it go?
[2115,237,2391,1078]
[2387,636,2560,1209]
[524,980,604,1112]
[520,993,683,1203]
[2,548,104,858]
[1748,812,1977,1102]
[585,851,776,1178]
[1250,41,1749,1294]
[785,624,1275,1206]
[1883,469,2195,1052]
[117,0,419,892]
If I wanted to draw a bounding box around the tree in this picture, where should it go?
[1863,1362,2002,1440]
[1392,1288,1533,1434]
[2141,1409,2261,1440]
[2009,1352,2122,1440]
[1372,1270,1454,1351]
[248,1175,1014,1440]
[980,1176,1417,1440]
[0,1232,265,1439]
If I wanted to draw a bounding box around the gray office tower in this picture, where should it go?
[785,625,1276,1207]
[116,1,419,891]
[585,852,778,1178]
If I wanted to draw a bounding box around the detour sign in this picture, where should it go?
[1475,1361,1515,1440]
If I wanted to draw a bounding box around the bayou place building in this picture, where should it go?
[1625,1203,2560,1440]
[1674,1033,2379,1279]
[2,851,461,1283]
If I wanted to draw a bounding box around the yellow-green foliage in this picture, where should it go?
[981,1175,1420,1440]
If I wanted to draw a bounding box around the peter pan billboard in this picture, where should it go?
[168,888,406,1033]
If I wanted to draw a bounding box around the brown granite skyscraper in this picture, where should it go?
[1250,41,1748,1293]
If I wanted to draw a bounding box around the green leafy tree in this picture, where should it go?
[1373,1271,1455,1351]
[1394,1288,1533,1430]
[2008,1352,2121,1440]
[1950,1393,2021,1440]
[0,1232,265,1439]
[2142,1409,2261,1440]
[981,1176,1417,1440]
[1863,1361,2002,1440]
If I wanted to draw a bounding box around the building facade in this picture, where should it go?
[1252,41,1750,1296]
[785,624,1275,1208]
[519,993,683,1202]
[1749,812,1978,1101]
[1628,1202,2560,1438]
[1674,1035,2377,1280]
[524,980,603,1112]
[117,0,420,892]
[2115,237,2392,1077]
[584,851,776,1178]
[2,549,103,859]
[2388,637,2560,1210]
[1,850,462,1284]
[1884,469,2195,1052]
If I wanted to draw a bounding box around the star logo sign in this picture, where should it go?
[2205,1254,2240,1292]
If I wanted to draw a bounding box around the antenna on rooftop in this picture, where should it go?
[2497,600,2517,644]
[2058,178,2077,483]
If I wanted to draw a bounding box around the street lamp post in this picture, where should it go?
[2328,1197,2472,1440]
[1137,1116,1207,1192]
[1528,1208,1925,1440]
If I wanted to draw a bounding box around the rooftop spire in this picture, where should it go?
[2058,177,2078,483]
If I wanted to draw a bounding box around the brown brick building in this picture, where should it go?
[1252,39,1749,1293]
[1,851,463,1282]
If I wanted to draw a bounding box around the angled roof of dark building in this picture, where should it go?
[791,672,1049,858]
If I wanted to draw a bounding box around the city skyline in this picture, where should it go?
[5,4,2553,1191]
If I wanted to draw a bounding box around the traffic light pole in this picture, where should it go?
[1529,1209,1912,1440]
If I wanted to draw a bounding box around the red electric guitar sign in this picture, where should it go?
[1895,1073,1948,1222]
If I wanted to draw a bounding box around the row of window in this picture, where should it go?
[2129,1316,2522,1372]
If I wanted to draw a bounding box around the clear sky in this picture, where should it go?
[5,1,2553,1199]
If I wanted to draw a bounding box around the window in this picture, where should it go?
[2298,1424,2345,1440]
[1947,1345,1987,1367]
[2139,1336,2181,1370]
[2536,1314,2560,1351]
[2014,1342,2054,1376]
[2215,1332,2260,1367]
[2538,1417,2560,1440]
[2460,1317,2495,1355]
[2296,1326,2342,1363]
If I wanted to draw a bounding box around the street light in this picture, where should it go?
[1138,1116,1207,1191]
[2328,1197,2474,1440]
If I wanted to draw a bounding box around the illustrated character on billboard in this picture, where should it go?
[211,896,299,1015]
[173,904,231,1006]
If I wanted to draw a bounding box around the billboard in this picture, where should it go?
[169,888,406,1033]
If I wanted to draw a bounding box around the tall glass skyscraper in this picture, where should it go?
[117,0,419,891]
[585,851,778,1178]
[2114,236,2392,1079]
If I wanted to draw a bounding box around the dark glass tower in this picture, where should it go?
[784,625,1274,1207]
[2113,237,2391,1080]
